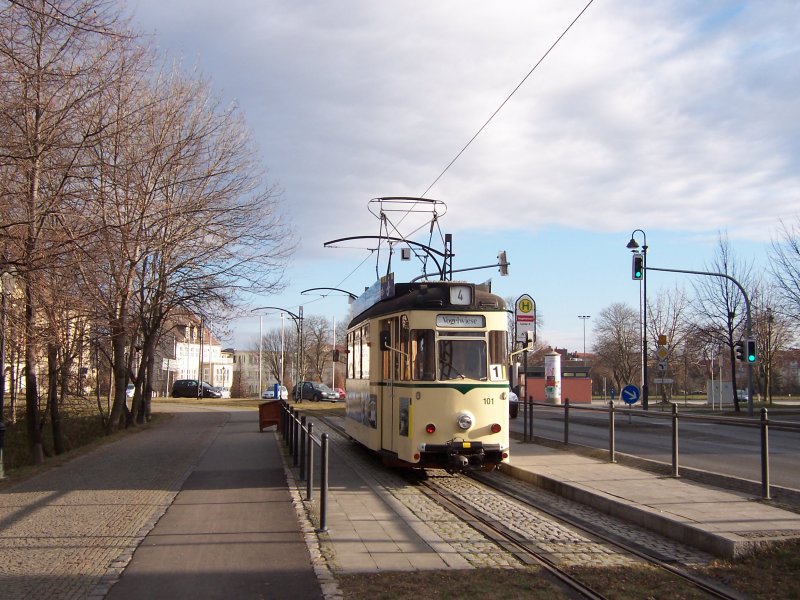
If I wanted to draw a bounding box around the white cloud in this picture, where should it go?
[131,0,800,292]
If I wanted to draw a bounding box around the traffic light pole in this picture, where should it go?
[627,231,648,410]
[646,266,754,416]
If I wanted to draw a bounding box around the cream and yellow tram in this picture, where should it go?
[344,280,511,471]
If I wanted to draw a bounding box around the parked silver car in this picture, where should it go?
[262,385,288,400]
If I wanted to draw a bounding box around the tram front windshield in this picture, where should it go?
[438,338,487,381]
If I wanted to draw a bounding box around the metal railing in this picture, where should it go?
[520,399,800,500]
[279,402,329,532]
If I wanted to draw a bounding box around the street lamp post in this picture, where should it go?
[578,315,590,357]
[258,314,263,395]
[626,230,649,410]
[0,268,15,479]
[280,313,285,386]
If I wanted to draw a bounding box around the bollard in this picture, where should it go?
[563,398,570,445]
[299,415,307,480]
[671,404,679,478]
[306,422,314,501]
[761,408,770,500]
[287,407,294,449]
[522,397,528,442]
[293,411,300,467]
[0,421,5,480]
[526,396,534,443]
[318,433,329,533]
[608,400,616,463]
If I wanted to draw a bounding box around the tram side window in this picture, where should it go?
[399,318,411,381]
[360,323,369,379]
[411,330,435,380]
[347,331,355,378]
[353,327,361,379]
[381,319,392,379]
[488,330,508,381]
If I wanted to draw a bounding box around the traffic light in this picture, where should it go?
[498,251,509,276]
[734,341,745,362]
[746,339,756,363]
[632,253,643,280]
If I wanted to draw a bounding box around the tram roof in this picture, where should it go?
[347,280,506,329]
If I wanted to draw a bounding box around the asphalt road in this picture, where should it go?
[512,403,800,490]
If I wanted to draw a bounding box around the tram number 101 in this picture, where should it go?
[483,397,494,405]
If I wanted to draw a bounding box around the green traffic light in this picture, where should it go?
[746,339,756,363]
[632,254,644,280]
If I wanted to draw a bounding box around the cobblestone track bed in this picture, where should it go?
[462,471,715,567]
[0,407,225,600]
[422,470,640,569]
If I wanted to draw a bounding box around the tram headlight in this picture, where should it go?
[456,412,473,430]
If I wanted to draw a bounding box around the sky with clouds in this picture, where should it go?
[130,0,799,351]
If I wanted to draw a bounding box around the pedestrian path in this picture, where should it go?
[105,407,323,600]
[0,406,225,600]
[0,405,323,600]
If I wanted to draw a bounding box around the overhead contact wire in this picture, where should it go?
[420,0,596,198]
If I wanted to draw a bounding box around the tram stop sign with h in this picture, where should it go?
[515,294,535,344]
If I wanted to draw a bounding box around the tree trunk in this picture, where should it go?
[107,321,129,433]
[47,342,65,455]
[139,348,155,424]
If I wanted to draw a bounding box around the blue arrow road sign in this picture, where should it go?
[621,384,640,405]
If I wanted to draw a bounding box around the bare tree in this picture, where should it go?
[592,303,640,394]
[302,315,333,383]
[691,233,754,411]
[770,217,800,324]
[0,0,128,460]
[261,329,284,384]
[647,286,692,403]
[751,281,795,404]
[70,63,293,430]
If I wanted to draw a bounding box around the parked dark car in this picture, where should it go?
[293,381,339,402]
[172,379,222,399]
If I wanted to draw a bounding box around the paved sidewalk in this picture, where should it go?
[0,406,225,600]
[0,405,323,600]
[106,408,322,600]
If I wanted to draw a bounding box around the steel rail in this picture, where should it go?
[470,471,749,600]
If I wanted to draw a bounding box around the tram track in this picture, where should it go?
[412,474,610,600]
[308,411,749,600]
[464,471,749,600]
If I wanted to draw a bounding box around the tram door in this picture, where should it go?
[379,319,396,452]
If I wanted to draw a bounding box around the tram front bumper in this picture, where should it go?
[418,441,505,471]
